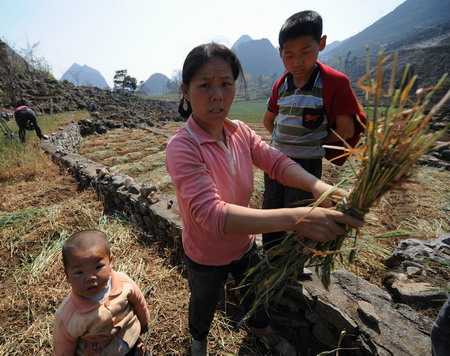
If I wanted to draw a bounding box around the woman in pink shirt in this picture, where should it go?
[165,43,363,356]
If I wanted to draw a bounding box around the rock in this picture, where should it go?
[136,198,148,215]
[388,278,447,309]
[111,175,126,188]
[424,233,450,256]
[383,272,407,288]
[294,270,433,355]
[277,294,302,313]
[148,191,160,204]
[385,237,450,267]
[124,177,135,188]
[383,234,450,310]
[271,313,309,328]
[97,125,107,134]
[140,185,157,197]
[357,301,380,324]
[96,167,110,179]
[127,183,141,195]
[405,266,422,276]
[311,323,338,348]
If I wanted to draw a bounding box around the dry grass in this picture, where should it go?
[0,110,89,182]
[78,123,268,209]
[79,128,173,194]
[0,114,274,355]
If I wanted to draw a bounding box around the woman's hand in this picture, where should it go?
[291,207,362,242]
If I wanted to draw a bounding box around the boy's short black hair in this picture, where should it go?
[62,229,111,268]
[279,10,323,49]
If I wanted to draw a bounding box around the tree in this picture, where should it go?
[166,69,182,95]
[18,40,53,78]
[113,69,137,91]
[66,66,82,86]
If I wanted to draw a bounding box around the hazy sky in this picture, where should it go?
[0,0,406,86]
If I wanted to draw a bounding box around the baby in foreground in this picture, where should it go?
[53,229,150,355]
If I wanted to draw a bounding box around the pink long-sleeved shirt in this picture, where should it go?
[165,116,296,266]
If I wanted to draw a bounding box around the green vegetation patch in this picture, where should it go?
[0,207,43,229]
[229,100,266,123]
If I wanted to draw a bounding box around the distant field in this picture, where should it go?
[229,100,266,123]
[146,94,179,102]
[145,95,266,124]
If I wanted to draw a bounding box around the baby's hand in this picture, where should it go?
[141,323,149,334]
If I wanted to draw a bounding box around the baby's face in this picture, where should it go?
[65,245,112,298]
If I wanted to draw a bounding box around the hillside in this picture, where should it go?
[319,0,450,110]
[322,0,450,60]
[0,41,176,123]
[60,63,109,89]
[232,36,285,81]
[137,72,170,95]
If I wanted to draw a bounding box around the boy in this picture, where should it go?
[262,10,366,251]
[53,229,150,355]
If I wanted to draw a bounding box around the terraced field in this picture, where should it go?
[78,121,450,288]
[79,121,273,208]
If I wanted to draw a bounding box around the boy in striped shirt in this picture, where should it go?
[262,10,366,251]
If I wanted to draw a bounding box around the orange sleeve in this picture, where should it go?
[53,311,78,355]
[123,274,150,329]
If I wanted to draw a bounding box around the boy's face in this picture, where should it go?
[280,35,326,84]
[64,245,113,298]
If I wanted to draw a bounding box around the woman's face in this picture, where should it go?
[182,57,236,132]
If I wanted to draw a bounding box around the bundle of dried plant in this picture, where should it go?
[243,51,450,317]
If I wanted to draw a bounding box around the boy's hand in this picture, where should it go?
[263,110,276,134]
[311,181,349,208]
[322,114,355,143]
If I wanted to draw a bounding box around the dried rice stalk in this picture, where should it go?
[244,51,450,317]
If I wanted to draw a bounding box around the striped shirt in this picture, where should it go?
[268,66,328,159]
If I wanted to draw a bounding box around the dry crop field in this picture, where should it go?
[1,113,449,355]
[0,115,302,355]
[79,121,450,288]
[78,122,273,209]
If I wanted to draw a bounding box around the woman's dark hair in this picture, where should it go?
[278,10,323,49]
[178,43,244,118]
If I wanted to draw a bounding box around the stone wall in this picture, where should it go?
[40,121,183,261]
[41,119,437,356]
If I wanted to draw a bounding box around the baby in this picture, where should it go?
[53,229,150,355]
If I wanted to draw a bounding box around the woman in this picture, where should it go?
[165,43,362,356]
